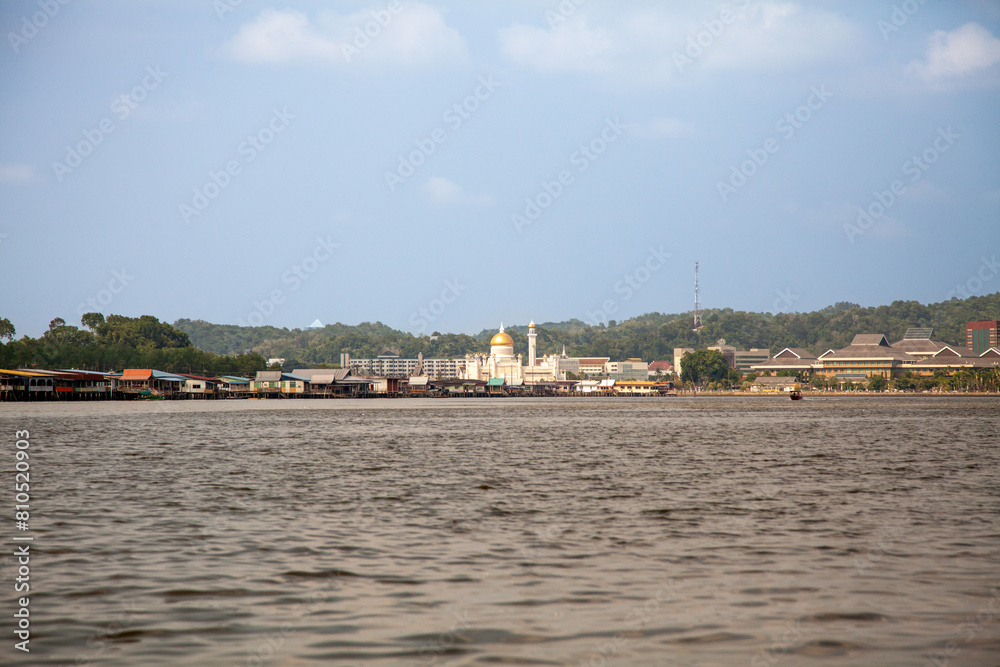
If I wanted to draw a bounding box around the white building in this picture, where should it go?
[462,321,571,383]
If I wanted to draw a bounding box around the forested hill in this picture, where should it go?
[175,293,999,367]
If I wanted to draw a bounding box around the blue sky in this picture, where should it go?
[2,0,999,338]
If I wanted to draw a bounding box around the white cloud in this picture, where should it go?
[631,117,694,140]
[223,3,466,67]
[498,3,860,85]
[0,164,34,184]
[424,177,493,206]
[912,23,1000,80]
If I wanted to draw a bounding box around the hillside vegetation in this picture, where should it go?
[174,293,999,366]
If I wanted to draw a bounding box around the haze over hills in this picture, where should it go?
[174,293,1000,367]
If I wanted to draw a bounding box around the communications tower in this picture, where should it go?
[693,261,703,332]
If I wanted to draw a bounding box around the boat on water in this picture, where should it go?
[137,390,164,401]
[789,384,803,400]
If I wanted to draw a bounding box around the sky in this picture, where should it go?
[2,0,999,339]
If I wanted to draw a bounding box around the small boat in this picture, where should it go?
[789,385,803,400]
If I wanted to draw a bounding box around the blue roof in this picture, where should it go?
[151,369,187,382]
[282,373,310,382]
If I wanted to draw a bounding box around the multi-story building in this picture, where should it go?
[734,348,770,372]
[707,342,736,367]
[605,359,649,381]
[815,334,917,380]
[967,320,1000,354]
[577,357,611,376]
[340,352,464,378]
[673,348,694,379]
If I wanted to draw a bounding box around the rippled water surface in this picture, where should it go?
[2,396,998,666]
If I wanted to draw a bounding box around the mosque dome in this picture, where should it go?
[491,331,513,346]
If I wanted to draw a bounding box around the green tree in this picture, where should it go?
[0,318,14,342]
[81,312,105,330]
[868,375,888,392]
[680,350,730,387]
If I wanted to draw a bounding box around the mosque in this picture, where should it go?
[460,321,571,383]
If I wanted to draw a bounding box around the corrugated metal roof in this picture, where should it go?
[0,368,50,377]
[122,369,153,380]
[487,378,505,386]
[408,376,429,386]
[309,374,338,385]
[255,371,282,382]
[151,370,186,382]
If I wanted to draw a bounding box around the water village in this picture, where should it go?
[2,321,998,401]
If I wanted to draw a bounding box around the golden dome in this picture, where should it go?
[491,331,513,347]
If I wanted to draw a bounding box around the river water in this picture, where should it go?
[1,396,998,666]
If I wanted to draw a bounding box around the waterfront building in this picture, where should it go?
[647,360,673,378]
[576,357,612,376]
[462,324,525,383]
[750,376,800,393]
[605,359,649,381]
[967,320,1000,354]
[252,370,309,394]
[750,348,820,376]
[339,352,464,379]
[814,334,916,380]
[889,328,968,360]
[734,348,770,372]
[464,322,573,383]
[119,368,186,396]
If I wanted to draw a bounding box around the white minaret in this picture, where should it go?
[528,320,537,369]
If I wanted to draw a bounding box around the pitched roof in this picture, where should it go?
[121,369,153,380]
[851,334,890,346]
[821,345,917,361]
[577,357,611,365]
[775,347,816,360]
[255,370,282,382]
[648,361,673,371]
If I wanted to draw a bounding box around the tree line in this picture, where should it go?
[174,292,999,366]
[0,314,266,375]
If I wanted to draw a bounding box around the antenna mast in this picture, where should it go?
[693,261,702,331]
